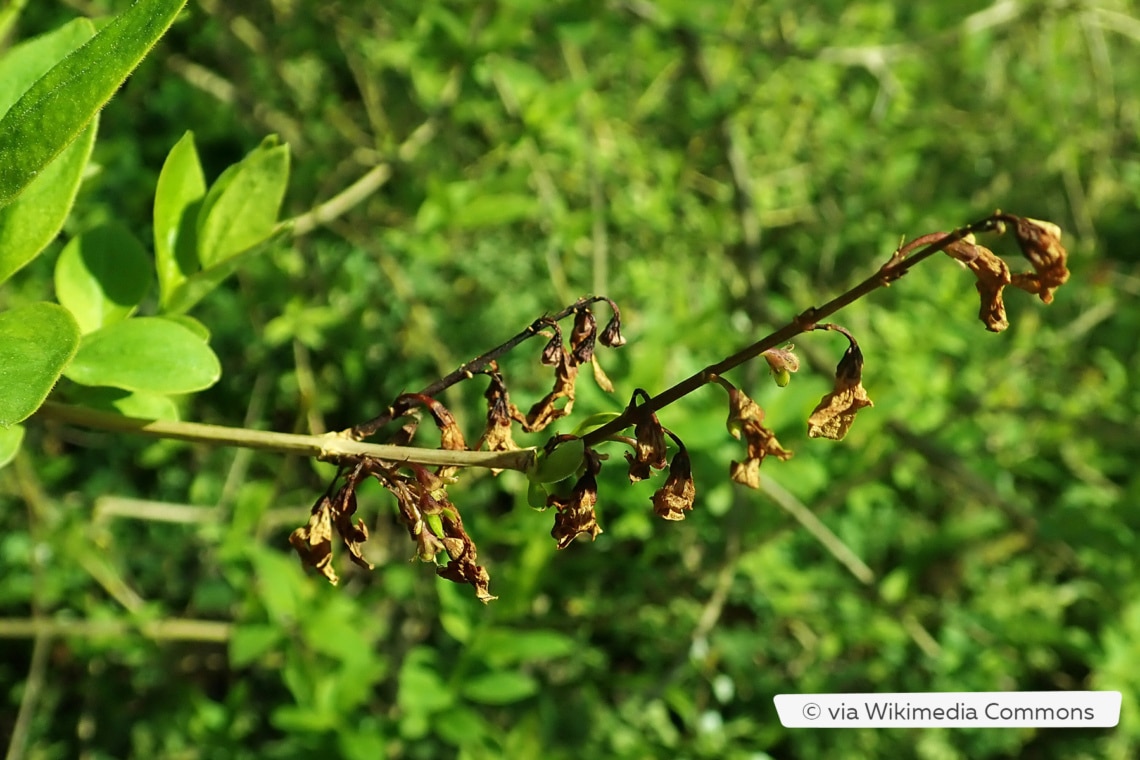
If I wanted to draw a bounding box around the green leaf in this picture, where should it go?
[160,313,210,341]
[196,135,290,270]
[154,131,206,309]
[163,226,290,314]
[459,670,539,705]
[229,623,282,667]
[0,19,95,116]
[0,303,80,425]
[0,423,24,468]
[526,436,584,484]
[452,193,539,229]
[66,387,179,421]
[526,479,548,509]
[0,0,188,206]
[0,13,97,284]
[0,119,96,284]
[468,628,578,667]
[54,223,151,333]
[63,317,221,394]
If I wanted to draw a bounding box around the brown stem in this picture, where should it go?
[581,213,1005,446]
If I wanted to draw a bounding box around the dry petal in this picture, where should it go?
[288,496,338,584]
[763,345,800,375]
[521,346,578,432]
[718,380,793,488]
[652,447,695,520]
[570,309,598,366]
[946,238,1012,332]
[808,340,874,440]
[546,449,603,547]
[625,407,668,482]
[1010,217,1069,304]
[476,368,520,465]
[599,314,626,347]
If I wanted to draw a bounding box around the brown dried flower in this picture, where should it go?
[1009,216,1069,304]
[599,313,626,347]
[945,236,1012,332]
[717,380,793,488]
[518,345,579,432]
[625,397,668,482]
[289,468,375,585]
[547,449,603,548]
[476,367,520,462]
[652,444,696,520]
[807,337,874,441]
[570,308,598,366]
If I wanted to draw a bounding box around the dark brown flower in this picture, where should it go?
[570,309,598,366]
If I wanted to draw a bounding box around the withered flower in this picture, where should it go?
[476,367,520,462]
[599,313,626,347]
[520,346,579,432]
[289,468,376,585]
[392,393,467,452]
[387,464,496,601]
[652,441,695,520]
[945,236,1012,332]
[763,345,801,387]
[1009,216,1069,304]
[570,309,598,366]
[387,412,421,447]
[540,326,564,366]
[547,449,603,548]
[624,394,668,482]
[807,335,874,441]
[434,508,496,603]
[289,495,337,583]
[331,484,374,571]
[718,379,793,489]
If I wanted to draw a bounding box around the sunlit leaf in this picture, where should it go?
[0,302,80,425]
[64,317,221,394]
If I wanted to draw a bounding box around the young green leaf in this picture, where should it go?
[163,225,290,314]
[0,0,188,206]
[154,131,206,309]
[196,135,290,270]
[0,303,80,426]
[63,317,222,394]
[54,223,151,333]
[526,436,585,484]
[0,119,96,284]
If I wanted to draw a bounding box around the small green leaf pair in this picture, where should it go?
[155,132,291,313]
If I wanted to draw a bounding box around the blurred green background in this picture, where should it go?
[3,0,1139,757]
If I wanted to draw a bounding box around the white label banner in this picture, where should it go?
[774,692,1121,728]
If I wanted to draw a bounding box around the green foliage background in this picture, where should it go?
[3,0,1139,757]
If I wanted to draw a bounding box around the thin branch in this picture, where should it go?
[0,617,232,642]
[582,213,1006,446]
[36,402,534,472]
[3,632,50,760]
